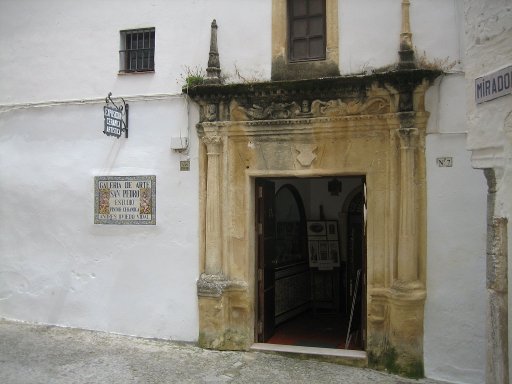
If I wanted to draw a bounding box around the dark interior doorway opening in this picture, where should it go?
[255,176,366,351]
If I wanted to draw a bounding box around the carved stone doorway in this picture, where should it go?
[190,70,438,375]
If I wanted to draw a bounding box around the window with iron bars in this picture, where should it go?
[119,28,155,73]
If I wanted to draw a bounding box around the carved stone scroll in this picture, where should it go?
[311,97,389,117]
[230,96,390,121]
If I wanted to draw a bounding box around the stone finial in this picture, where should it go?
[206,19,222,83]
[398,0,416,69]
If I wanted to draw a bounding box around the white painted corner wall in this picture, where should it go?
[424,133,487,383]
[463,1,512,380]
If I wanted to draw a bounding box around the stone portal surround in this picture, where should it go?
[189,71,439,377]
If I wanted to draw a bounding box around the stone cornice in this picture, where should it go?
[186,69,441,105]
[186,70,441,98]
[197,112,430,138]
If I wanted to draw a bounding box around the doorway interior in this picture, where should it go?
[256,176,366,351]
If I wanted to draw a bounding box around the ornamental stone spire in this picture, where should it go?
[398,0,416,68]
[206,19,222,84]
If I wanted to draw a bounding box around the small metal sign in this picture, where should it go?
[436,157,453,167]
[180,160,190,171]
[94,175,156,225]
[103,92,129,138]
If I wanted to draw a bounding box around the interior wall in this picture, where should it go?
[274,177,363,264]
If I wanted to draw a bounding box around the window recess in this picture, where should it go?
[288,0,326,62]
[119,28,155,73]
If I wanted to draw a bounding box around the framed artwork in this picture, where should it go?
[307,220,341,269]
[318,241,329,261]
[307,221,326,237]
[329,241,340,267]
[308,241,319,267]
[326,221,339,240]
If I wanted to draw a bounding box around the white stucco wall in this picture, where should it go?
[0,97,201,340]
[424,133,487,383]
[339,0,463,74]
[423,71,488,383]
[0,0,272,104]
[0,0,273,340]
[464,1,512,379]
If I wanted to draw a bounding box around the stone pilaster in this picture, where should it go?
[202,135,223,276]
[386,114,425,378]
[396,117,420,285]
[197,131,252,351]
[484,169,509,384]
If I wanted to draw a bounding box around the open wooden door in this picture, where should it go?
[361,178,367,349]
[256,178,276,342]
[346,186,366,349]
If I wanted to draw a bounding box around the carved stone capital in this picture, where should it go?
[201,103,218,122]
[396,127,419,149]
[484,168,498,194]
[201,135,222,149]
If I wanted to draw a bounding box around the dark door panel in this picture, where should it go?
[256,179,276,342]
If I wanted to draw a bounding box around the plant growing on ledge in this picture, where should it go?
[180,65,206,90]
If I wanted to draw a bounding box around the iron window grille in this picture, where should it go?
[119,28,155,73]
[288,0,326,62]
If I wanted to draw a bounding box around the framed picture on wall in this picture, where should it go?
[326,221,339,241]
[307,221,326,237]
[308,241,319,267]
[329,241,340,267]
[318,241,329,261]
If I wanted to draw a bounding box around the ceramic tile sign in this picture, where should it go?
[94,175,156,225]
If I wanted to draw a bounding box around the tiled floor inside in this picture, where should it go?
[266,310,363,350]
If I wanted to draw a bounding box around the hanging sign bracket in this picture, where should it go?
[103,92,129,139]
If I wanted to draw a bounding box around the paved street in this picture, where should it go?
[0,319,450,384]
